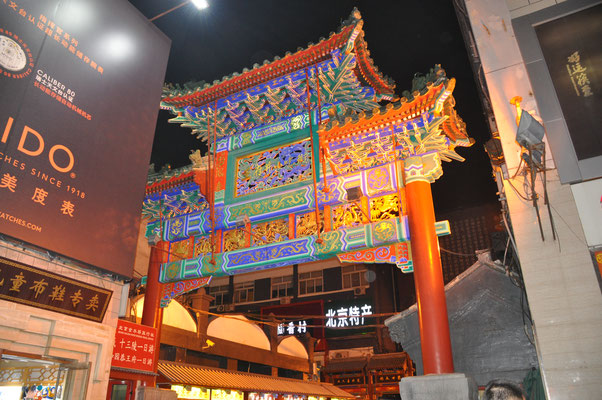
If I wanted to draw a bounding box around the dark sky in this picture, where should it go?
[128,0,498,213]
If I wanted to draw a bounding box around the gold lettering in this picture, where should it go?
[30,278,48,299]
[9,272,27,292]
[49,284,66,302]
[70,289,83,308]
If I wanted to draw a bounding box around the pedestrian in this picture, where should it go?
[484,379,526,400]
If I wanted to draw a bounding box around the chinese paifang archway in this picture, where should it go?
[143,9,472,375]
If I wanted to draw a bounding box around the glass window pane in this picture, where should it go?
[111,384,128,400]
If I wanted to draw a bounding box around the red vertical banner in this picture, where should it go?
[215,151,228,192]
[595,251,602,280]
[111,320,157,373]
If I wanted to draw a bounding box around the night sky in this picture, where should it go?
[128,0,499,213]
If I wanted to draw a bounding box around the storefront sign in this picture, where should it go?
[0,0,170,278]
[212,389,244,400]
[262,300,323,341]
[375,373,403,383]
[248,393,276,400]
[334,376,364,385]
[0,256,112,322]
[277,319,309,336]
[324,299,374,338]
[111,320,157,373]
[325,303,372,328]
[171,385,210,399]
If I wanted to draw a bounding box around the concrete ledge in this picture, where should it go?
[399,373,477,400]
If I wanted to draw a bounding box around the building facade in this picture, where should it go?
[455,0,602,398]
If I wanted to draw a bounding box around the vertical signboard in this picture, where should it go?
[0,0,170,277]
[111,319,157,372]
[534,4,602,161]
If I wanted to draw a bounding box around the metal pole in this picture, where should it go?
[149,0,191,22]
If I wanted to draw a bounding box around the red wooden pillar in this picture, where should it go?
[404,158,454,375]
[141,240,168,327]
[141,240,169,385]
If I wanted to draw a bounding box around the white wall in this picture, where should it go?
[0,240,124,400]
[571,179,602,247]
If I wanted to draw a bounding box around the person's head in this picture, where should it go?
[484,380,526,400]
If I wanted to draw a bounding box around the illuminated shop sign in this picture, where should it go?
[249,393,275,400]
[212,389,244,400]
[325,303,372,328]
[324,299,374,338]
[170,386,244,400]
[277,320,309,336]
[171,385,210,400]
[0,0,170,278]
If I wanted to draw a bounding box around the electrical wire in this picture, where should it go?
[439,247,477,257]
[185,305,395,330]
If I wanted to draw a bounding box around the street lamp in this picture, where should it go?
[149,0,208,22]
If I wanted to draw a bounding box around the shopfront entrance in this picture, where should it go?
[0,350,90,400]
[107,379,134,400]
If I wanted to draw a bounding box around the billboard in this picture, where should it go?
[0,0,170,277]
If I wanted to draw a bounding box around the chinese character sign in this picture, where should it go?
[324,300,374,337]
[0,0,170,278]
[325,304,372,328]
[111,320,157,372]
[277,320,309,336]
[0,256,112,322]
[534,5,601,162]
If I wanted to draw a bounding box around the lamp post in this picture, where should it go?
[149,0,209,22]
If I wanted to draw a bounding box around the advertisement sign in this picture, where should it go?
[111,319,157,372]
[0,0,170,278]
[0,255,112,322]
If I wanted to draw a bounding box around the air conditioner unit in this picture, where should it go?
[333,351,348,359]
[224,304,235,312]
[354,287,366,296]
[216,305,225,312]
[280,296,292,305]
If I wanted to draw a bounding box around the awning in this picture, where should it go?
[158,361,354,399]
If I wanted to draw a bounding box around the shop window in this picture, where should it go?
[233,281,254,303]
[0,352,89,400]
[299,271,323,295]
[209,285,230,306]
[271,275,293,299]
[342,265,368,289]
